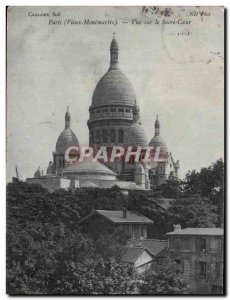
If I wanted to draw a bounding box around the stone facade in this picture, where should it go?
[26,176,79,192]
[166,228,224,294]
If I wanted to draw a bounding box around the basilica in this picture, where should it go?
[27,36,179,191]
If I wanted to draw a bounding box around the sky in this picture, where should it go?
[6,6,224,182]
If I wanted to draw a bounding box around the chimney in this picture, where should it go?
[123,208,127,218]
[42,170,44,177]
[173,224,181,232]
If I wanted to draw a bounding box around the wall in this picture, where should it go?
[134,250,153,269]
[26,176,78,192]
[168,235,224,294]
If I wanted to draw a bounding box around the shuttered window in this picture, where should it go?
[199,262,207,279]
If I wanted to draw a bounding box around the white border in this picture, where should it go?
[1,0,227,299]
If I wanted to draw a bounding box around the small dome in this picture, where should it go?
[47,161,55,175]
[110,37,118,50]
[56,128,79,154]
[149,135,168,157]
[124,123,148,146]
[155,117,160,127]
[65,107,70,119]
[92,68,136,107]
[34,167,41,178]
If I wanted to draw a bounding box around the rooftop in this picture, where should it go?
[166,228,224,236]
[79,210,153,225]
[128,239,167,256]
[121,247,153,263]
[63,159,116,176]
[153,198,175,210]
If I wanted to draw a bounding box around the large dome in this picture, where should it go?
[124,122,148,146]
[92,68,136,107]
[56,128,79,154]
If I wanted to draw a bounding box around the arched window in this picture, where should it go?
[118,129,124,143]
[103,129,108,143]
[95,130,100,144]
[110,129,116,143]
[91,131,94,144]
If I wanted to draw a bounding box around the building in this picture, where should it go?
[121,247,154,275]
[26,35,179,191]
[87,35,150,188]
[79,210,153,239]
[166,226,224,294]
[79,209,157,276]
[26,176,77,192]
[87,35,179,188]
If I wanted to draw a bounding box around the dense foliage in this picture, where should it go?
[168,196,218,228]
[158,159,224,227]
[140,259,190,295]
[7,159,223,294]
[7,183,140,294]
[7,182,189,294]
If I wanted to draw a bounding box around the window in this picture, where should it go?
[121,224,129,234]
[95,130,100,144]
[110,129,116,143]
[110,108,116,112]
[175,259,184,273]
[199,239,207,252]
[199,262,207,279]
[210,238,219,253]
[118,129,124,143]
[118,108,124,112]
[141,225,147,238]
[215,262,223,280]
[103,129,108,143]
[91,131,94,144]
[183,238,190,250]
[134,225,139,238]
[175,259,181,273]
[175,259,181,265]
[173,238,181,250]
[126,109,131,113]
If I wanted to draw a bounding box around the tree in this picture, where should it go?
[6,182,141,294]
[53,257,142,295]
[157,177,183,199]
[140,259,190,295]
[167,195,218,228]
[183,159,224,226]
